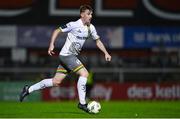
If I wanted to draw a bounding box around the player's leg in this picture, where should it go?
[19,66,67,102]
[58,55,90,112]
[75,67,90,112]
[76,67,89,104]
[28,73,67,93]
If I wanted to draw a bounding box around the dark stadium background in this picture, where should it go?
[0,0,180,118]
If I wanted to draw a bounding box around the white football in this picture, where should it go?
[87,101,101,114]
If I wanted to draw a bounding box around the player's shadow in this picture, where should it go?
[58,111,83,114]
[41,111,83,115]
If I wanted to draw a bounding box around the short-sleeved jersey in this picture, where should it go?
[59,19,99,56]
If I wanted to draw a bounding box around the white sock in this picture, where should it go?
[28,78,53,93]
[77,76,87,105]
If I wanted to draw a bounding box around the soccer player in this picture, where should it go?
[19,5,111,113]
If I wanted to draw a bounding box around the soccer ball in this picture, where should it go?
[87,101,101,114]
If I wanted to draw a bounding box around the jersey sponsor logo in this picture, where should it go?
[76,36,87,40]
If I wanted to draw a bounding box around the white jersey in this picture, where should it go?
[59,19,99,56]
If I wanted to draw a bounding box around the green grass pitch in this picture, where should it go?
[0,101,180,118]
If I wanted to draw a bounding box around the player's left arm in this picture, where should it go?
[96,39,111,61]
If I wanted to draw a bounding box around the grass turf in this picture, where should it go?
[0,101,180,118]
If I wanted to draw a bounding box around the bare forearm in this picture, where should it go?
[96,39,111,61]
[49,29,61,46]
[48,28,61,56]
[96,39,109,55]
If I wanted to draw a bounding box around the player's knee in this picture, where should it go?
[80,71,89,78]
[52,78,63,86]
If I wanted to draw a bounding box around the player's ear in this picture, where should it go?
[80,12,84,18]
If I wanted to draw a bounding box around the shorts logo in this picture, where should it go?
[76,59,81,65]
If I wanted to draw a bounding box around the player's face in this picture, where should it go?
[81,9,92,25]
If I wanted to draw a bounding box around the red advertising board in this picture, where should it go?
[42,82,180,101]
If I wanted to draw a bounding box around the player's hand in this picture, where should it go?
[48,44,55,56]
[105,53,111,61]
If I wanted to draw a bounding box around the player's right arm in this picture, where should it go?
[48,22,73,56]
[48,28,62,56]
